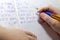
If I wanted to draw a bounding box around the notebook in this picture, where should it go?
[0,0,60,40]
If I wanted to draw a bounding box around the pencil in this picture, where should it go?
[36,8,60,21]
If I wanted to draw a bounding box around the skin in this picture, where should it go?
[37,5,60,35]
[0,26,37,40]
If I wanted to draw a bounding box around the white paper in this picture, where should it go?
[0,0,60,40]
[0,0,17,28]
[14,0,52,40]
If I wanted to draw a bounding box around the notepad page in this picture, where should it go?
[0,0,60,40]
[15,0,37,24]
[0,0,18,28]
[15,0,52,40]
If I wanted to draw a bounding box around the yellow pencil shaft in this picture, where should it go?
[36,8,60,21]
[50,14,60,21]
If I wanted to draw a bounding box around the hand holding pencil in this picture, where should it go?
[37,5,60,35]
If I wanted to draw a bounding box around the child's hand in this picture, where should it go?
[37,5,60,35]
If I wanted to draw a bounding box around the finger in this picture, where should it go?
[27,35,37,40]
[40,13,59,27]
[38,12,44,22]
[38,12,46,25]
[38,15,45,24]
[37,5,60,15]
[24,31,37,38]
[40,21,60,40]
[37,5,50,12]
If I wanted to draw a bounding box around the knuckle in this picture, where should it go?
[52,20,59,26]
[52,22,56,26]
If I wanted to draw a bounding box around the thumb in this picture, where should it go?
[39,13,59,26]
